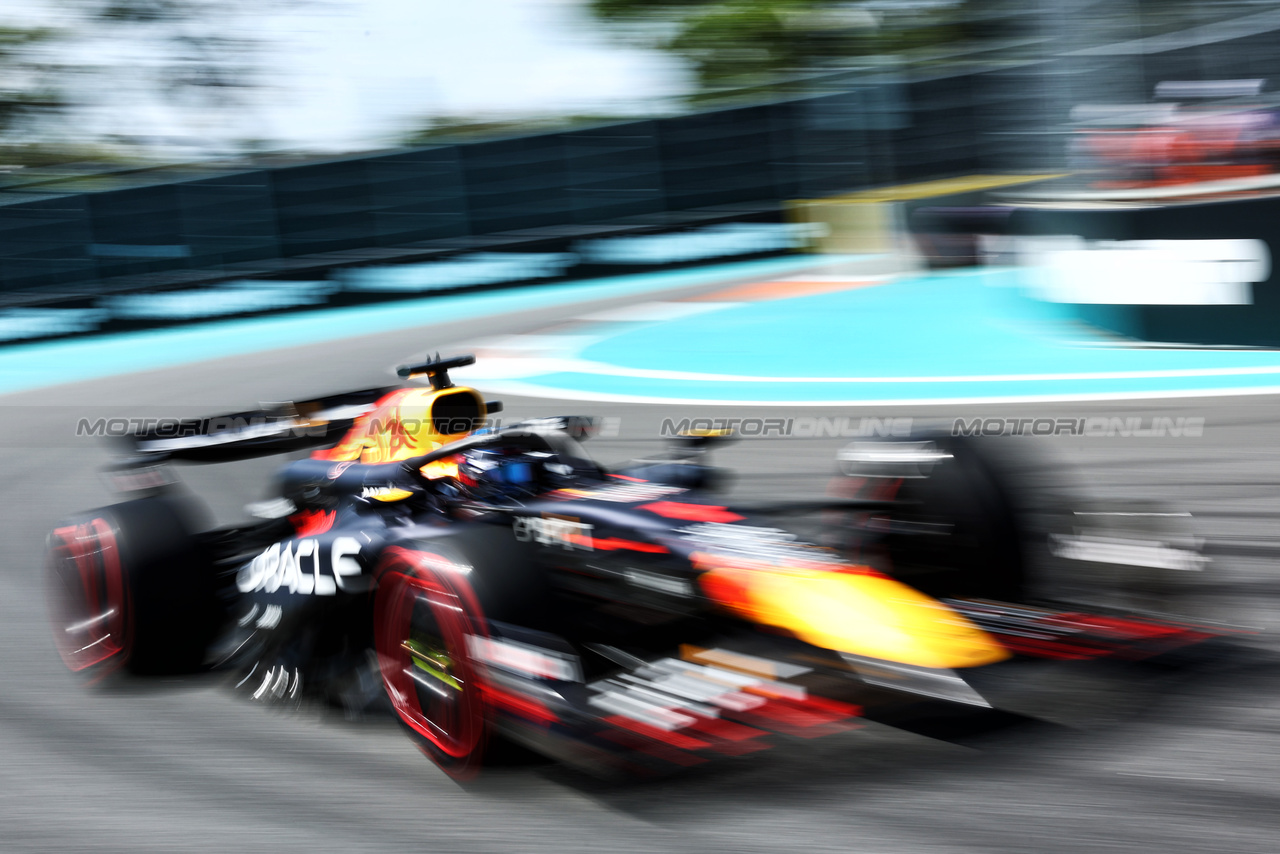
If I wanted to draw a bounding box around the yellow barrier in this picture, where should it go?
[787,173,1066,254]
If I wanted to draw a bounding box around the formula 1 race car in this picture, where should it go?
[46,356,1218,778]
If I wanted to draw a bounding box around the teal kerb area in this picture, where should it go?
[522,268,1280,403]
[0,255,832,397]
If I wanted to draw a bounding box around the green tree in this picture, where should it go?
[0,25,67,143]
[586,0,969,101]
[0,2,264,164]
[86,0,259,110]
[398,113,639,147]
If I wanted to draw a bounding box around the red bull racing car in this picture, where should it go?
[46,355,1219,778]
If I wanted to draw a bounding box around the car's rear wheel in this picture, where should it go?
[374,547,489,779]
[829,435,1026,602]
[46,495,216,678]
[47,517,131,676]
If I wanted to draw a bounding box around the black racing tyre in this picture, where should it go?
[46,495,217,678]
[833,434,1027,602]
[374,546,491,779]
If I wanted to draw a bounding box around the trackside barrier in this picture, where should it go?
[0,219,824,343]
[788,174,1064,258]
[0,66,1063,304]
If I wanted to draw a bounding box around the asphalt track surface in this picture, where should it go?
[5,273,1280,853]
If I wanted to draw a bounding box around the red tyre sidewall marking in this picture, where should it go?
[49,519,132,675]
[374,548,488,761]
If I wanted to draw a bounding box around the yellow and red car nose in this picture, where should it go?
[314,386,487,465]
[697,559,1010,670]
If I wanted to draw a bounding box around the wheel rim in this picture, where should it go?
[47,519,130,674]
[376,560,484,760]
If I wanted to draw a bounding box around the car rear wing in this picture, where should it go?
[109,385,398,466]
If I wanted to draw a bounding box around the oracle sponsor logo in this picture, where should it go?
[236,536,366,595]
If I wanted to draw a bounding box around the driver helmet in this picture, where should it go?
[457,447,540,499]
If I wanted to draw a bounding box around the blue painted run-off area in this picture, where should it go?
[513,268,1280,403]
[0,255,827,397]
[10,261,1280,403]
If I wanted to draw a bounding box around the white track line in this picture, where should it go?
[479,379,1280,407]
[574,302,739,322]
[466,356,1280,385]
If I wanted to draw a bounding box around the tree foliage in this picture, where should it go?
[0,25,68,142]
[0,2,263,161]
[398,113,637,147]
[587,0,972,100]
[84,0,259,108]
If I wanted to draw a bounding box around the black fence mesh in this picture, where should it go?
[0,66,1062,294]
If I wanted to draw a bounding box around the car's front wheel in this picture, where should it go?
[374,546,490,779]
